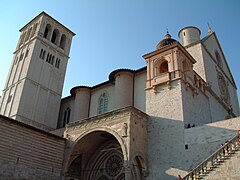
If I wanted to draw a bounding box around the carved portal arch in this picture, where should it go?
[67,127,128,163]
[66,128,128,180]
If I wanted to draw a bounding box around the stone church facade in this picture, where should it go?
[0,12,239,180]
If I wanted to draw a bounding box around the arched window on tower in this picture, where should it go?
[63,107,71,127]
[215,50,222,68]
[60,34,66,49]
[156,60,168,76]
[50,56,55,65]
[98,92,108,114]
[55,58,61,68]
[51,29,60,45]
[43,24,51,39]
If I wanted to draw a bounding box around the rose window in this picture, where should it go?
[105,155,122,177]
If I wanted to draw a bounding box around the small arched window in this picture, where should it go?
[55,58,61,68]
[51,56,55,65]
[51,29,60,45]
[60,34,66,49]
[98,93,108,114]
[39,49,43,58]
[215,50,222,68]
[157,61,168,75]
[43,24,51,39]
[43,50,46,60]
[63,107,71,126]
[46,53,49,62]
[49,54,52,63]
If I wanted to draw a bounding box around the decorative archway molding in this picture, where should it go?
[66,126,129,172]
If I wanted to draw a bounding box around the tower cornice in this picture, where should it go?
[19,11,75,36]
[142,42,196,64]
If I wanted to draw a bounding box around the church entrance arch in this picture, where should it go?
[66,130,126,180]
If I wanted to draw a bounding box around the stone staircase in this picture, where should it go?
[182,131,240,180]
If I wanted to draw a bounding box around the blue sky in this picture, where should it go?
[0,0,239,104]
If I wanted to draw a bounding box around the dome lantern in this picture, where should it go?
[156,31,176,49]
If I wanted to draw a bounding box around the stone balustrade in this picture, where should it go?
[182,131,240,180]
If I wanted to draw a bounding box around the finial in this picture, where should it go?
[165,28,171,39]
[207,23,213,34]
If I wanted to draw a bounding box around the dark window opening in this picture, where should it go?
[55,58,61,68]
[51,29,59,45]
[39,49,43,58]
[49,54,52,63]
[51,56,54,65]
[43,50,46,60]
[44,27,49,38]
[63,107,71,126]
[51,31,56,43]
[158,61,168,74]
[46,53,49,62]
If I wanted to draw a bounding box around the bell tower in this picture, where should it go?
[143,32,202,123]
[0,12,75,131]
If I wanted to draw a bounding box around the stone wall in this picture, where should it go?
[146,80,187,180]
[181,81,211,126]
[134,71,146,112]
[184,117,240,171]
[186,43,206,81]
[0,115,66,179]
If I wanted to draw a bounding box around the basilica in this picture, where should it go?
[0,11,239,180]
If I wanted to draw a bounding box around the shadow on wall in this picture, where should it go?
[146,116,238,180]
